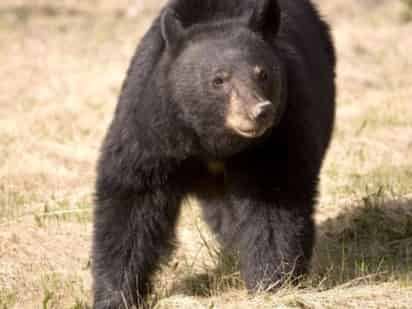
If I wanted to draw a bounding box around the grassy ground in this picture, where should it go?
[0,0,411,308]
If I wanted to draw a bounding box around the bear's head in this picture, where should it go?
[160,0,285,158]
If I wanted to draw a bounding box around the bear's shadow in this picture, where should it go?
[171,197,412,297]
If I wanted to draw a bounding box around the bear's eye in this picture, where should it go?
[254,66,268,83]
[213,77,225,88]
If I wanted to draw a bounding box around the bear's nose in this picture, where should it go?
[250,101,276,122]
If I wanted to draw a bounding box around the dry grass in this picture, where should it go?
[0,0,411,308]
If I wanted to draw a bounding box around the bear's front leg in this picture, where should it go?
[92,186,182,308]
[229,195,315,291]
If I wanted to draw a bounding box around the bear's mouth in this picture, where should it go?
[231,121,273,138]
[225,90,277,139]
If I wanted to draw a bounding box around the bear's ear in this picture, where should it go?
[248,0,281,39]
[161,9,185,50]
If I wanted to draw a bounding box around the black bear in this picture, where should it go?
[92,0,335,307]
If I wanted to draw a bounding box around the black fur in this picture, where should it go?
[92,0,335,307]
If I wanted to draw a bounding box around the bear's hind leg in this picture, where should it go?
[200,192,315,292]
[234,200,315,291]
